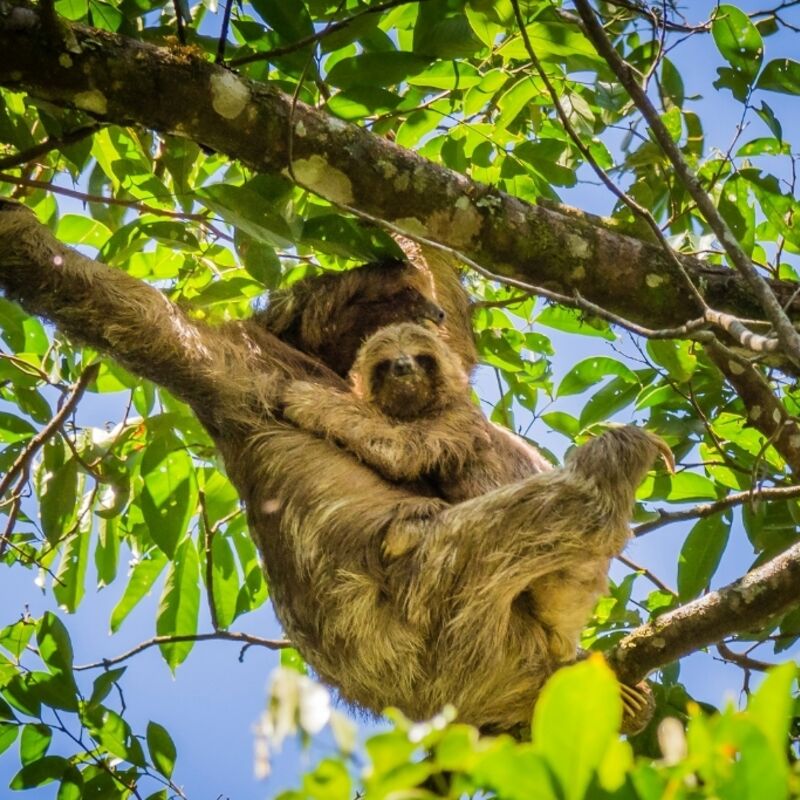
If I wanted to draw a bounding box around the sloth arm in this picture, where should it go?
[281,380,475,483]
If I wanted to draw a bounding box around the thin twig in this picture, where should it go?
[0,173,227,235]
[74,631,289,671]
[215,0,236,63]
[716,640,772,672]
[0,364,99,507]
[617,553,676,595]
[228,0,425,66]
[633,484,800,536]
[0,123,103,170]
[200,491,219,631]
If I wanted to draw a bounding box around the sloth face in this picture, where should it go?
[354,323,467,420]
[261,260,446,377]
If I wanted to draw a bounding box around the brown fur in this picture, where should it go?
[282,323,551,506]
[255,259,449,378]
[281,323,658,733]
[0,202,660,736]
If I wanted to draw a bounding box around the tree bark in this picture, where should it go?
[2,1,800,330]
[608,540,800,685]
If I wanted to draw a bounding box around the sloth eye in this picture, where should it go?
[415,355,437,374]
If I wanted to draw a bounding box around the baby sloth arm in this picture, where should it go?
[282,380,476,483]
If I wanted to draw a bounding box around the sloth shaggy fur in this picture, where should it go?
[282,322,552,506]
[0,202,661,736]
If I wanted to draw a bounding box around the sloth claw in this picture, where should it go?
[620,680,655,736]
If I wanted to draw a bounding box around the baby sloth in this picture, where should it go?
[281,322,551,507]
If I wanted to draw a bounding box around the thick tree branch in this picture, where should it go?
[0,200,293,437]
[608,540,800,684]
[2,3,800,331]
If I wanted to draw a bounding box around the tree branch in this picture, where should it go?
[0,122,102,170]
[573,0,800,368]
[608,540,800,684]
[73,631,290,671]
[633,483,800,536]
[0,362,98,502]
[2,3,800,331]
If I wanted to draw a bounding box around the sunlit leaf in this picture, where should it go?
[677,513,731,601]
[156,537,200,671]
[147,721,177,779]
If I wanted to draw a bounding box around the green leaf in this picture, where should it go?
[326,88,401,120]
[747,662,797,753]
[84,705,146,766]
[36,613,74,678]
[88,667,127,708]
[718,174,755,255]
[757,58,800,95]
[533,657,622,800]
[0,299,49,354]
[210,533,238,630]
[2,673,42,717]
[56,766,84,800]
[406,61,481,90]
[110,550,168,633]
[557,357,637,397]
[646,339,698,383]
[0,722,18,756]
[147,721,177,779]
[156,537,200,671]
[495,77,539,131]
[579,377,642,429]
[55,214,111,248]
[53,513,92,613]
[0,410,36,444]
[195,184,294,248]
[540,411,579,439]
[326,53,430,89]
[302,758,351,800]
[472,739,558,800]
[28,671,80,713]
[755,101,783,140]
[712,6,763,85]
[250,0,313,41]
[20,723,51,765]
[10,755,69,789]
[677,514,731,601]
[95,516,120,588]
[140,438,196,558]
[536,306,614,339]
[638,471,719,502]
[0,620,34,659]
[39,458,79,545]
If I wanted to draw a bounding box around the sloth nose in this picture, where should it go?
[420,303,446,326]
[391,355,415,376]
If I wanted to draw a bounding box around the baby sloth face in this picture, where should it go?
[352,323,468,421]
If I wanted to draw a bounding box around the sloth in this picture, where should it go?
[256,258,461,378]
[1,204,663,739]
[281,322,552,505]
[280,321,666,732]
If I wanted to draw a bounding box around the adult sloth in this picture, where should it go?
[1,203,659,736]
